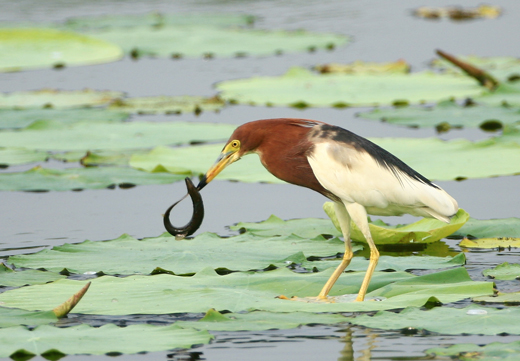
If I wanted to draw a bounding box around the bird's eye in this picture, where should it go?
[231,140,240,148]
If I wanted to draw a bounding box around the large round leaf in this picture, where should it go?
[0,148,48,166]
[0,28,123,72]
[216,68,483,107]
[0,89,124,109]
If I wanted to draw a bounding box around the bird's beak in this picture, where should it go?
[197,148,239,191]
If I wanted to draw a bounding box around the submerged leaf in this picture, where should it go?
[0,166,183,191]
[0,89,124,109]
[0,267,492,314]
[0,120,235,151]
[0,28,122,72]
[324,204,469,244]
[351,305,520,335]
[0,324,212,357]
[216,68,482,107]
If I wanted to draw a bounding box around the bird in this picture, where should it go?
[196,118,459,302]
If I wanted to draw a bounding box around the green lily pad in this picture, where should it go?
[459,237,520,249]
[177,309,348,331]
[53,149,148,166]
[473,292,520,304]
[433,55,520,82]
[0,264,65,287]
[0,166,183,191]
[0,307,58,328]
[0,267,492,314]
[0,108,129,129]
[0,89,124,109]
[452,217,520,238]
[314,60,410,74]
[358,100,520,130]
[130,144,282,182]
[0,324,213,357]
[62,12,256,30]
[78,26,349,58]
[0,148,48,166]
[230,214,342,238]
[474,83,520,107]
[108,95,225,114]
[216,67,483,107]
[350,305,520,335]
[8,232,349,275]
[0,120,235,151]
[302,253,466,272]
[0,28,123,72]
[483,262,520,280]
[131,135,520,183]
[427,341,520,360]
[324,204,469,245]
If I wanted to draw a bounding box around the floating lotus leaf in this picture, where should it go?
[433,55,520,81]
[230,214,342,238]
[8,232,349,275]
[177,309,348,332]
[0,120,235,151]
[459,237,520,249]
[427,341,520,360]
[302,253,466,272]
[0,324,213,357]
[130,144,281,182]
[80,26,349,58]
[473,292,520,304]
[0,267,492,314]
[358,100,520,130]
[0,264,65,287]
[0,166,183,191]
[452,217,520,238]
[0,148,48,166]
[0,307,57,328]
[108,95,225,114]
[131,136,520,182]
[473,83,520,107]
[413,5,501,20]
[216,68,482,107]
[0,89,124,109]
[0,28,123,72]
[324,204,469,245]
[483,262,520,280]
[53,149,148,166]
[62,12,256,30]
[0,108,129,129]
[350,305,520,335]
[314,60,410,74]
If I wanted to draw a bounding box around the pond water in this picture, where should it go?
[1,0,519,360]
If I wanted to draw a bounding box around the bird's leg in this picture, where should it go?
[346,203,379,302]
[318,202,352,299]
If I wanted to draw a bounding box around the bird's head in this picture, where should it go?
[197,138,244,191]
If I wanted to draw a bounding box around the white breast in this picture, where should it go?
[307,141,458,222]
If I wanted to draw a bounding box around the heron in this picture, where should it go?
[166,118,459,302]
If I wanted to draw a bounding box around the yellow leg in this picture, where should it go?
[346,203,379,302]
[318,202,353,299]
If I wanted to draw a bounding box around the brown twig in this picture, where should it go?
[436,49,499,91]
